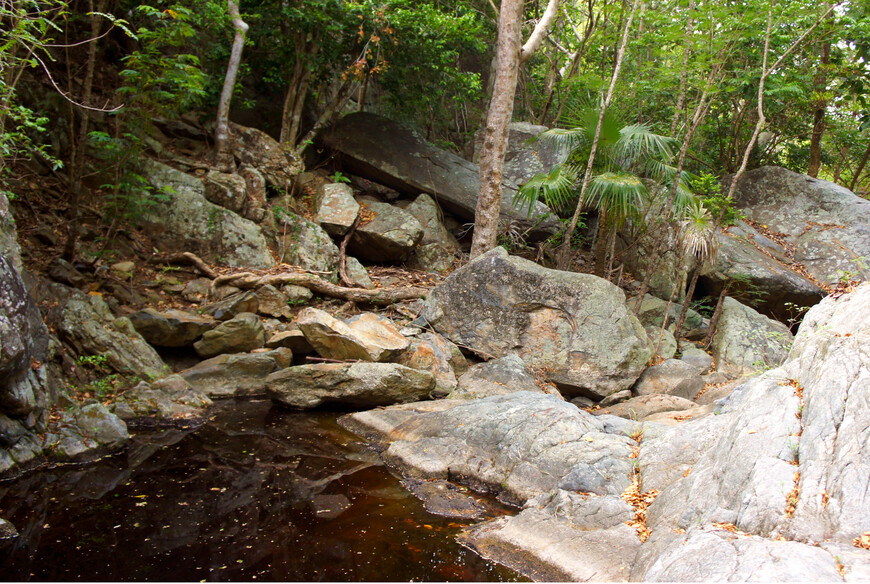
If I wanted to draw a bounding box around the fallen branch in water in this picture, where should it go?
[210,271,429,305]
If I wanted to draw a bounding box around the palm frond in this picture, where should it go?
[681,198,717,260]
[535,128,588,157]
[585,171,648,222]
[517,163,579,213]
[617,124,677,166]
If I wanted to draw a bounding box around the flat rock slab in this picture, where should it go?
[342,392,636,505]
[266,362,434,409]
[297,308,409,362]
[420,247,652,399]
[317,112,559,239]
[402,478,486,520]
[594,394,698,421]
[129,308,216,347]
[180,348,293,398]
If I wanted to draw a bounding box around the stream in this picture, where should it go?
[0,399,522,581]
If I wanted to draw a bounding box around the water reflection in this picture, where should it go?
[0,400,521,581]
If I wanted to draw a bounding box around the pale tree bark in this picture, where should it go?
[215,0,248,170]
[557,0,644,269]
[521,0,562,63]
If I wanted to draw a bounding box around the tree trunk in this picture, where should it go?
[674,266,701,352]
[215,0,248,170]
[704,280,731,349]
[849,139,870,192]
[808,13,831,178]
[469,0,525,258]
[670,0,695,138]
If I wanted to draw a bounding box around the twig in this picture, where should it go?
[338,214,362,287]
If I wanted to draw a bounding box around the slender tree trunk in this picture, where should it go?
[704,280,731,348]
[674,266,701,351]
[558,0,643,269]
[808,13,831,177]
[470,0,525,259]
[849,140,870,192]
[670,0,696,138]
[63,0,104,261]
[215,0,248,170]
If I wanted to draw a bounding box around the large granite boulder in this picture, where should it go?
[297,308,408,362]
[140,161,274,269]
[180,348,293,398]
[266,362,435,409]
[419,247,652,399]
[229,122,303,189]
[128,308,216,347]
[193,312,265,358]
[473,121,570,186]
[349,199,423,263]
[317,113,559,239]
[710,296,793,376]
[729,166,870,286]
[631,282,870,580]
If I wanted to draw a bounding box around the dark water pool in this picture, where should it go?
[0,400,522,581]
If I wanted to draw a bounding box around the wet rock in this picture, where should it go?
[113,374,212,425]
[297,308,408,362]
[204,170,246,212]
[316,183,359,237]
[710,296,793,376]
[193,312,265,358]
[255,285,292,319]
[180,348,293,398]
[343,392,636,505]
[450,355,559,400]
[266,362,435,409]
[349,199,423,263]
[396,332,466,398]
[45,402,129,462]
[420,247,652,399]
[140,161,274,269]
[201,290,259,321]
[317,112,559,239]
[633,359,704,400]
[0,517,18,540]
[128,308,216,347]
[309,494,352,520]
[594,394,698,421]
[403,478,486,520]
[229,122,303,189]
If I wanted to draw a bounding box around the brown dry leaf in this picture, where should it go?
[854,533,870,550]
[713,522,738,533]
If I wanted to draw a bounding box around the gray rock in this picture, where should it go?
[420,247,652,399]
[0,517,18,540]
[276,212,342,274]
[646,326,677,361]
[403,478,486,519]
[341,392,636,505]
[193,312,265,358]
[595,394,699,421]
[634,294,707,332]
[265,329,312,353]
[710,296,793,376]
[180,348,292,398]
[680,345,714,374]
[473,121,570,186]
[634,359,705,400]
[282,284,314,304]
[450,355,559,400]
[45,401,129,462]
[229,122,303,189]
[238,164,269,223]
[344,256,374,289]
[128,308,216,347]
[201,290,259,321]
[297,308,408,362]
[0,193,23,273]
[204,170,246,212]
[266,362,435,409]
[140,161,274,269]
[349,199,423,263]
[403,194,460,272]
[255,285,292,319]
[410,243,457,273]
[316,182,359,237]
[396,332,466,398]
[113,374,212,424]
[317,112,559,240]
[182,277,212,303]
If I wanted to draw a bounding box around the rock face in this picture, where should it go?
[141,161,274,269]
[266,362,435,409]
[631,282,870,581]
[193,312,265,358]
[229,122,303,189]
[129,308,216,347]
[420,247,652,399]
[473,122,570,186]
[710,296,793,376]
[349,199,423,263]
[317,112,559,239]
[450,355,559,400]
[730,166,870,286]
[297,308,408,362]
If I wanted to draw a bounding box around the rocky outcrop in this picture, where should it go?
[631,282,870,581]
[141,161,274,269]
[420,247,652,399]
[317,113,559,239]
[266,362,435,409]
[710,296,793,376]
[204,170,247,212]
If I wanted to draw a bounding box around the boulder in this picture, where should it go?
[317,113,559,239]
[140,161,274,269]
[44,401,129,462]
[349,199,423,263]
[255,285,292,319]
[729,166,870,286]
[297,308,408,362]
[633,294,707,332]
[710,296,793,376]
[316,182,359,237]
[594,394,698,421]
[396,332,467,398]
[420,247,652,399]
[265,329,312,354]
[0,193,23,273]
[680,345,714,374]
[473,121,570,186]
[128,308,216,347]
[632,282,870,579]
[401,194,460,272]
[633,359,704,400]
[282,284,314,304]
[201,290,259,321]
[229,122,303,189]
[204,170,246,212]
[266,362,435,409]
[112,374,212,425]
[180,348,293,398]
[450,355,560,400]
[238,164,269,223]
[193,312,265,358]
[645,326,677,361]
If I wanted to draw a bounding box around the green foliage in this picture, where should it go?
[691,173,745,227]
[330,171,351,184]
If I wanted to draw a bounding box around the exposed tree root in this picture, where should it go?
[148,252,218,279]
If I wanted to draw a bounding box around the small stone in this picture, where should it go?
[111,261,136,275]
